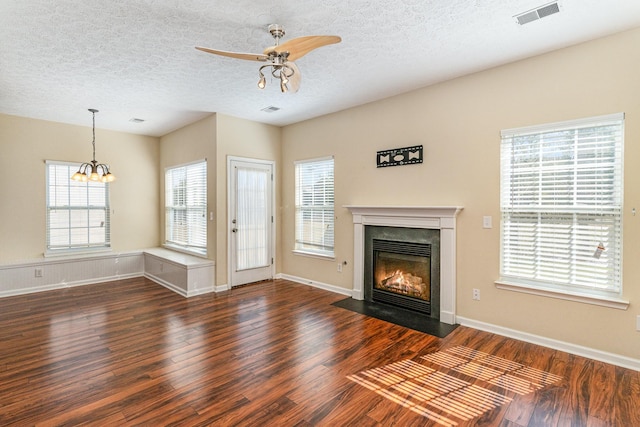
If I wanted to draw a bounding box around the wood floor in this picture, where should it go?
[0,277,638,426]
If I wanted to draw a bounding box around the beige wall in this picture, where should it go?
[0,114,160,263]
[216,114,282,286]
[158,113,280,286]
[281,27,640,359]
[2,27,638,361]
[159,114,217,259]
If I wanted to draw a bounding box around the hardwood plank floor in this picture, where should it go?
[0,277,638,426]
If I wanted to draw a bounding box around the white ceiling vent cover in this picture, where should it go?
[515,1,560,25]
[261,106,281,113]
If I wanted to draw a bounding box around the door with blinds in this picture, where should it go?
[228,158,274,287]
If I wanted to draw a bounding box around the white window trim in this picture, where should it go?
[164,159,207,257]
[498,113,625,307]
[495,279,629,310]
[45,160,112,257]
[292,249,336,260]
[294,155,335,258]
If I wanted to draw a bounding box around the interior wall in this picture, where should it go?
[159,114,217,260]
[281,27,640,359]
[0,113,160,263]
[215,114,282,287]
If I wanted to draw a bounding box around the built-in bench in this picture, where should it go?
[143,248,215,297]
[0,248,216,299]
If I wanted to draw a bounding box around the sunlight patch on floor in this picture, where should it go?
[348,345,563,426]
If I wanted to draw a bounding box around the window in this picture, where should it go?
[46,161,111,254]
[295,157,334,257]
[165,160,207,256]
[500,113,623,298]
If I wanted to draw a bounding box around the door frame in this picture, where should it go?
[226,156,276,287]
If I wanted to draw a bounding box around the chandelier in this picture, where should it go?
[71,109,115,183]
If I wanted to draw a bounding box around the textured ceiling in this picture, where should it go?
[1,0,640,137]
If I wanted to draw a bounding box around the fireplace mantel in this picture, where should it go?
[344,205,463,325]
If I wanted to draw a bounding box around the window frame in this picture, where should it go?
[497,113,627,309]
[294,156,335,259]
[45,160,111,256]
[164,159,207,257]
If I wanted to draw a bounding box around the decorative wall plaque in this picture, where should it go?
[377,145,423,168]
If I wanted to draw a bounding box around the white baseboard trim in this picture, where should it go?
[0,272,142,298]
[456,316,640,372]
[440,310,455,325]
[278,273,353,297]
[215,284,230,292]
[144,272,215,298]
[145,273,188,297]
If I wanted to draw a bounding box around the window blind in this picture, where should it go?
[500,113,623,294]
[165,160,207,255]
[46,161,111,254]
[294,157,334,257]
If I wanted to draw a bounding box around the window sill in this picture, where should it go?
[292,250,335,261]
[44,248,112,259]
[495,279,629,310]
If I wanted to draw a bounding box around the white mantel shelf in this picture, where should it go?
[344,205,463,325]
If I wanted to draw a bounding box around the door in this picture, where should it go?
[228,157,274,287]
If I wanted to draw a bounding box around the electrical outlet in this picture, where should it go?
[337,263,342,273]
[472,288,480,300]
[34,268,43,278]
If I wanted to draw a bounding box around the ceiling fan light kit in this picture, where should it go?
[196,24,341,93]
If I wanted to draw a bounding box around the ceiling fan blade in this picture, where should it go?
[287,62,301,93]
[264,35,341,61]
[195,46,268,62]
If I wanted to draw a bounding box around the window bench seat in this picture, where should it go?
[143,248,215,297]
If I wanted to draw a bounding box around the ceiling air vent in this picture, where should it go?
[514,1,560,25]
[261,106,280,113]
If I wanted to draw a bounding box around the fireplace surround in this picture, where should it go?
[345,206,463,325]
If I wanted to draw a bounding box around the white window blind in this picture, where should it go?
[500,113,623,295]
[46,161,111,254]
[295,157,334,257]
[165,160,207,256]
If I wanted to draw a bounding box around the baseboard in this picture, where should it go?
[145,272,189,297]
[278,273,353,297]
[456,316,640,372]
[0,272,142,298]
[215,284,230,292]
[440,310,456,325]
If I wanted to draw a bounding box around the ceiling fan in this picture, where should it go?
[196,24,341,93]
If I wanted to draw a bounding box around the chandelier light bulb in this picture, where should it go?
[258,70,266,89]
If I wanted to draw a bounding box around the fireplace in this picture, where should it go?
[364,226,440,319]
[345,206,462,325]
[373,239,432,314]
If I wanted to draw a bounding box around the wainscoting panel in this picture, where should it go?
[0,252,144,297]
